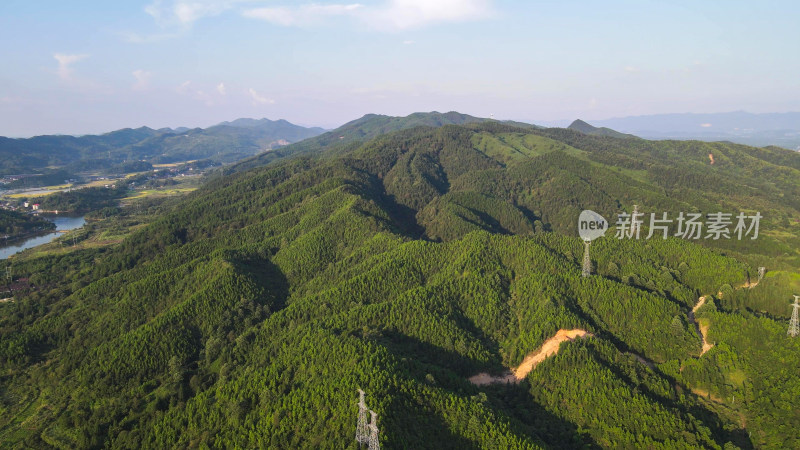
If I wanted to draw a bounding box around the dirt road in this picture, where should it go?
[469,329,592,385]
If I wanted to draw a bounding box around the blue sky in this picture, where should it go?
[1,0,798,136]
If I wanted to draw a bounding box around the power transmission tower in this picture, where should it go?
[789,296,800,338]
[758,267,766,283]
[356,389,369,446]
[582,240,592,277]
[368,410,380,450]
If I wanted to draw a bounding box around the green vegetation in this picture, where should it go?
[0,116,798,448]
[722,271,800,318]
[0,209,55,239]
[30,186,129,213]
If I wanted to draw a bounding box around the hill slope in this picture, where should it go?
[226,111,539,173]
[0,119,799,448]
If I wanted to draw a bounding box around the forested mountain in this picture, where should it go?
[1,117,799,448]
[226,111,538,173]
[0,118,325,177]
[567,119,637,139]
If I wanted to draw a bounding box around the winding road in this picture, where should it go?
[689,295,714,355]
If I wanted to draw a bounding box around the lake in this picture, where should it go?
[0,215,86,260]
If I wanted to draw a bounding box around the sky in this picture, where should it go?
[1,0,799,136]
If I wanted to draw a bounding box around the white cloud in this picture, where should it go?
[217,82,226,95]
[700,123,712,128]
[145,0,237,27]
[132,69,153,90]
[177,80,193,94]
[243,0,494,30]
[369,0,494,30]
[243,4,363,26]
[174,1,228,24]
[121,31,182,44]
[176,80,215,105]
[624,66,639,73]
[403,40,415,45]
[248,88,274,105]
[128,0,250,43]
[54,53,89,80]
[144,0,166,23]
[129,0,493,43]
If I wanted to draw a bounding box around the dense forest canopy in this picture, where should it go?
[0,209,55,239]
[0,115,799,448]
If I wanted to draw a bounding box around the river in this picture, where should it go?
[0,215,86,260]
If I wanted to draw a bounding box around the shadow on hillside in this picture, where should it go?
[231,255,290,315]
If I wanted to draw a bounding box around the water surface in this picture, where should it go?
[0,215,86,260]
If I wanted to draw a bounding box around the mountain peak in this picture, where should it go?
[568,119,596,133]
[568,119,636,139]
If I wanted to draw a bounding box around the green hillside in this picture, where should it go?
[1,117,799,448]
[225,111,538,173]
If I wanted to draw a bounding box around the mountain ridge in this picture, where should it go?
[225,111,539,173]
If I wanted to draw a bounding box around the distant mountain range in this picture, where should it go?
[548,111,800,150]
[4,110,798,183]
[0,118,325,178]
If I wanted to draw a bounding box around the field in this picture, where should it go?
[1,184,75,199]
[122,187,197,201]
[151,160,197,168]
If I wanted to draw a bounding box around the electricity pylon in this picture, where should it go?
[582,240,592,277]
[789,296,800,338]
[757,267,766,283]
[368,410,380,450]
[356,389,369,445]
